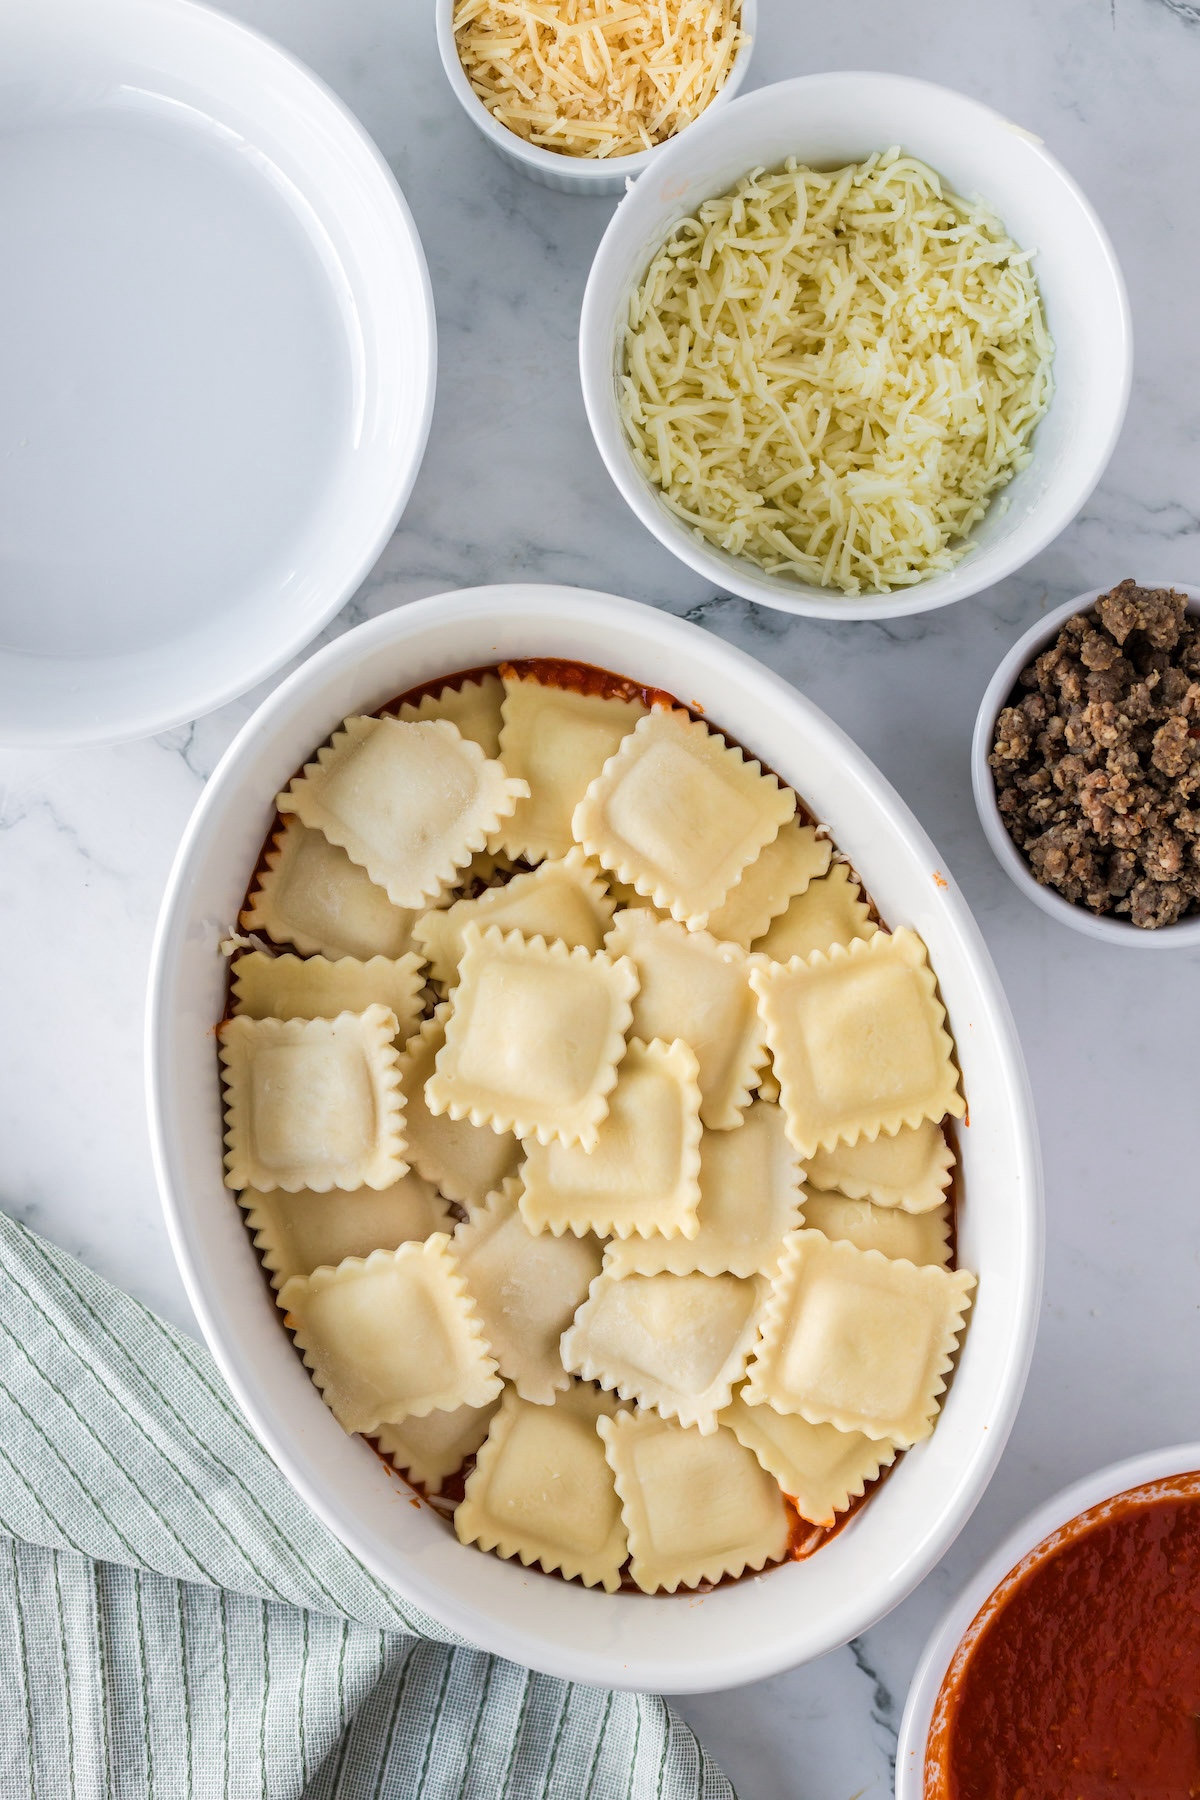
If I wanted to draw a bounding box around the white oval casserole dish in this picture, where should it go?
[146,585,1043,1693]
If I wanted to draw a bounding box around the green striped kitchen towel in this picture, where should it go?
[0,1210,733,1799]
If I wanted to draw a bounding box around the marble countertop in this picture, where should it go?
[3,0,1199,1793]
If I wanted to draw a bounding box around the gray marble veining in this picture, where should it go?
[2,1,1199,1794]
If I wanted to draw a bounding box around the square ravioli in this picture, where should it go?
[750,928,965,1158]
[224,660,976,1599]
[424,924,638,1150]
[239,1172,451,1287]
[455,1385,627,1591]
[752,860,877,963]
[805,1119,955,1215]
[220,1005,407,1192]
[277,715,529,909]
[414,848,613,986]
[801,1190,952,1268]
[744,1231,975,1446]
[561,1266,764,1433]
[703,819,832,949]
[598,1410,790,1593]
[721,1391,895,1528]
[603,1101,802,1278]
[604,909,767,1129]
[240,821,419,961]
[394,674,505,759]
[278,1236,500,1434]
[231,950,424,1039]
[375,1394,503,1495]
[519,1037,702,1240]
[574,707,796,928]
[397,1006,524,1205]
[452,1179,604,1403]
[493,668,648,861]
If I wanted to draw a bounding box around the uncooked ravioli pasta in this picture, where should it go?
[518,1037,704,1240]
[219,659,975,1594]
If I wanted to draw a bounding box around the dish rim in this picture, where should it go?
[145,582,1044,1691]
[895,1439,1200,1797]
[971,582,1200,947]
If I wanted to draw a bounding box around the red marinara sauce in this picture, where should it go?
[926,1474,1200,1800]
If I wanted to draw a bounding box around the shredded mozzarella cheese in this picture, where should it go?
[453,0,744,161]
[618,150,1055,595]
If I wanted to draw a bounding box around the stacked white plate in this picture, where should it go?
[1,0,436,745]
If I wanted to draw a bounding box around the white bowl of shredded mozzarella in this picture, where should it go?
[580,71,1132,616]
[436,0,755,196]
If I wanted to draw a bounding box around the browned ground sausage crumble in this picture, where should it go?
[989,580,1200,928]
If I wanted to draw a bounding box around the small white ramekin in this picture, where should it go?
[434,0,755,197]
[580,71,1132,619]
[972,584,1200,948]
[895,1441,1200,1799]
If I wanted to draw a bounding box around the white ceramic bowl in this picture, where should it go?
[580,71,1132,620]
[973,584,1200,947]
[895,1441,1200,1798]
[147,583,1043,1692]
[434,0,755,196]
[1,0,436,747]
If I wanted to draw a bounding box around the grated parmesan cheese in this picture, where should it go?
[453,0,745,161]
[618,149,1055,595]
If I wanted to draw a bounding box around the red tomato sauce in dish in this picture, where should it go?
[925,1474,1200,1800]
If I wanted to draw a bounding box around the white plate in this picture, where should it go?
[0,0,436,746]
[146,583,1043,1694]
[896,1442,1200,1796]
